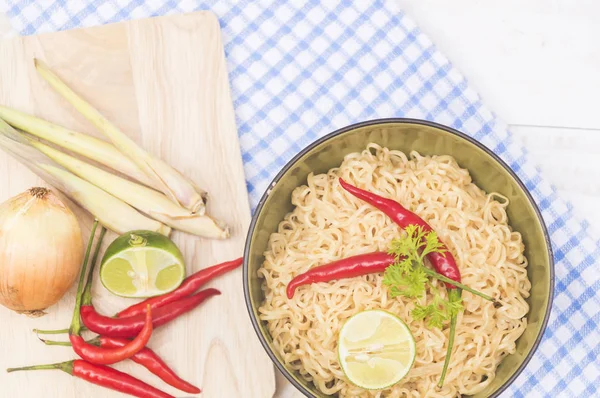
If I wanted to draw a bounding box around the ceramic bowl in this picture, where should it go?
[244,119,554,398]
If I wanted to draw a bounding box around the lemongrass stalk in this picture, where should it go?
[34,59,207,214]
[31,139,228,239]
[42,165,170,236]
[0,105,159,190]
[0,118,170,236]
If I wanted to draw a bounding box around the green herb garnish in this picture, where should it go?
[383,225,463,329]
[412,287,464,329]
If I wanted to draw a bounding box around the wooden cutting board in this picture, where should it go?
[0,11,276,398]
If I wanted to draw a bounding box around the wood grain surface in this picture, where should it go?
[0,11,275,398]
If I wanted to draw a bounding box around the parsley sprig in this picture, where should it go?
[383,225,494,328]
[411,287,464,328]
[384,225,445,299]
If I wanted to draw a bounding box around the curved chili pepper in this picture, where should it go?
[99,336,201,394]
[338,178,463,387]
[35,258,238,336]
[40,336,201,394]
[70,307,153,365]
[286,251,491,300]
[7,359,173,398]
[118,257,242,318]
[339,178,461,286]
[82,288,221,338]
[69,224,153,365]
[287,252,395,299]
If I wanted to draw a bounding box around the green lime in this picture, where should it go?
[100,230,185,298]
[338,310,416,390]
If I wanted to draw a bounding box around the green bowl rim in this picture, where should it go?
[243,118,555,398]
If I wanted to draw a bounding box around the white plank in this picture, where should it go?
[398,0,600,129]
[510,124,600,235]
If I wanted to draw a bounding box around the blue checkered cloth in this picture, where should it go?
[1,1,599,396]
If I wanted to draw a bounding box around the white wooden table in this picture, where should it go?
[1,2,598,397]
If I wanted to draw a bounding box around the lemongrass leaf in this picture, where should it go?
[34,59,206,213]
[0,104,160,190]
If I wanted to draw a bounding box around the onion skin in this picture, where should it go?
[0,187,83,314]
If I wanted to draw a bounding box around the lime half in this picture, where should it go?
[338,310,416,390]
[100,230,185,298]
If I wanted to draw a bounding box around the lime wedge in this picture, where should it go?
[338,310,416,390]
[100,230,185,298]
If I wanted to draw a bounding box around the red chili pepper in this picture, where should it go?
[286,251,490,301]
[34,258,238,336]
[82,288,221,338]
[40,336,201,394]
[339,178,461,287]
[6,360,173,398]
[286,252,395,299]
[70,307,153,365]
[98,336,201,394]
[69,224,153,365]
[118,257,242,318]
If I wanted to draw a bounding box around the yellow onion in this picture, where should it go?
[0,187,83,315]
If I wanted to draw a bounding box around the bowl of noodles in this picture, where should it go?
[244,119,554,397]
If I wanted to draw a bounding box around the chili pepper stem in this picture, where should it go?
[39,335,101,347]
[9,359,175,397]
[82,227,107,305]
[422,267,495,302]
[38,337,72,346]
[70,220,99,335]
[7,361,73,374]
[32,327,71,334]
[438,289,461,387]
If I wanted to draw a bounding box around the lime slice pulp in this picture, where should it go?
[338,309,416,390]
[100,230,185,298]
